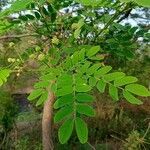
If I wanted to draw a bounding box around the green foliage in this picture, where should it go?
[27,68,60,106]
[109,84,119,101]
[76,0,150,7]
[123,130,144,150]
[75,117,88,144]
[96,79,106,93]
[114,76,138,87]
[58,118,74,144]
[54,94,74,109]
[123,90,143,105]
[125,84,150,96]
[0,0,150,146]
[0,69,11,86]
[76,93,94,103]
[0,20,13,35]
[0,90,18,131]
[120,0,150,7]
[15,135,42,150]
[0,0,33,18]
[54,106,73,123]
[75,0,109,7]
[26,45,150,144]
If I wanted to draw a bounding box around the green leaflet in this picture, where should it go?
[96,79,106,93]
[75,0,104,7]
[54,94,74,109]
[28,89,43,101]
[54,106,73,123]
[74,74,87,85]
[103,72,125,82]
[123,90,143,105]
[120,0,132,2]
[89,77,97,87]
[125,84,150,97]
[0,69,11,86]
[75,117,88,144]
[89,55,104,61]
[34,81,50,88]
[39,0,47,5]
[73,19,84,39]
[120,0,150,8]
[94,66,112,77]
[86,46,100,57]
[86,63,101,75]
[71,51,79,65]
[56,85,73,97]
[109,84,119,101]
[76,93,95,103]
[40,73,56,81]
[58,118,74,144]
[78,19,85,28]
[114,76,138,87]
[64,57,72,69]
[136,0,150,7]
[75,84,91,92]
[80,61,91,74]
[0,79,3,86]
[79,48,85,61]
[74,28,81,39]
[57,74,73,88]
[0,69,11,78]
[36,91,48,106]
[76,104,95,117]
[72,19,84,29]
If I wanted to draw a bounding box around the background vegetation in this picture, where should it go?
[0,0,150,150]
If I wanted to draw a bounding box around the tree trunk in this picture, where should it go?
[42,91,55,150]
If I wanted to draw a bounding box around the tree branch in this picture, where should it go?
[117,8,132,23]
[0,33,39,40]
[93,3,134,41]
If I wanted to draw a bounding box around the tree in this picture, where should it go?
[0,0,8,11]
[0,0,150,149]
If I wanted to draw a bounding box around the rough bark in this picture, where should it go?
[42,91,55,150]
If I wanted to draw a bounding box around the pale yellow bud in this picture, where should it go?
[9,42,15,47]
[16,59,20,62]
[29,54,35,59]
[7,58,12,63]
[52,36,59,45]
[16,73,20,77]
[11,58,16,63]
[38,54,45,61]
[35,46,41,52]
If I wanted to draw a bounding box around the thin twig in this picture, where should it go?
[143,123,150,139]
[94,3,134,41]
[87,142,96,150]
